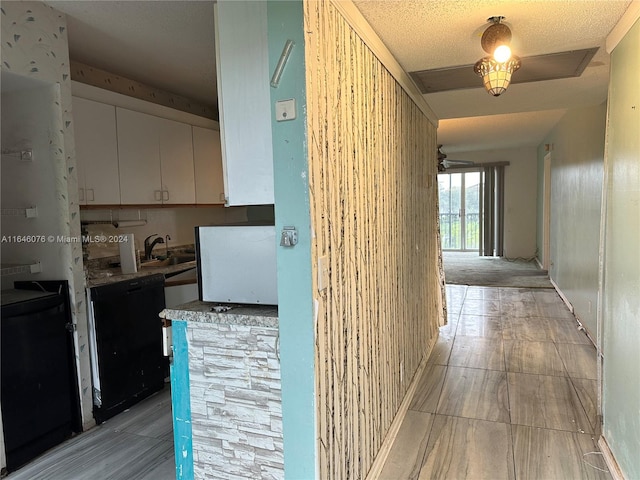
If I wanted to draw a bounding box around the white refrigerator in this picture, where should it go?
[195,225,278,305]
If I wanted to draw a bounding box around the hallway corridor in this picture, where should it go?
[380,285,611,479]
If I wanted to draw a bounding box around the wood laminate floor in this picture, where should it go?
[381,285,611,480]
[6,286,610,480]
[6,387,175,480]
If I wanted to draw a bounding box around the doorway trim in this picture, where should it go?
[438,170,482,252]
[542,153,552,270]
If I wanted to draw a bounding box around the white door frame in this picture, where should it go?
[542,153,552,270]
[460,173,467,250]
[439,171,481,251]
[462,170,482,252]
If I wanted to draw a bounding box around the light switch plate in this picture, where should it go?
[275,98,296,121]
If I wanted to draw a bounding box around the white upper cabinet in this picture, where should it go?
[73,97,121,205]
[215,0,274,206]
[117,108,195,205]
[158,117,196,204]
[117,108,163,204]
[193,126,225,204]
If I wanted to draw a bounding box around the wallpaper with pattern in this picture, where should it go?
[1,2,93,429]
[305,2,443,478]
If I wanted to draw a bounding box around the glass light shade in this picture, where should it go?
[474,56,521,96]
[493,45,512,63]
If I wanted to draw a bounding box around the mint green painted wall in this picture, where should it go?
[267,2,317,478]
[602,17,640,480]
[536,103,606,337]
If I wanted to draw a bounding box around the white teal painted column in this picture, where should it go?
[267,2,317,478]
[169,320,193,480]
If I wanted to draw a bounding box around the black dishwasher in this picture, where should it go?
[88,274,167,424]
[1,280,81,472]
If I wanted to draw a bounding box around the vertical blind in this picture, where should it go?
[480,164,507,256]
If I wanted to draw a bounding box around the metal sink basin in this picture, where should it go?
[140,254,196,268]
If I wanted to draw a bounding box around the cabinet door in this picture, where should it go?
[73,97,120,205]
[215,0,274,205]
[193,126,225,204]
[157,118,195,204]
[117,108,162,205]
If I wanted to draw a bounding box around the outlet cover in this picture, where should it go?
[275,98,296,121]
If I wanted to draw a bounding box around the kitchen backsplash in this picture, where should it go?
[80,206,250,260]
[83,244,196,272]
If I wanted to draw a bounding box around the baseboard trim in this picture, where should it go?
[365,334,437,479]
[550,279,600,349]
[573,314,598,348]
[535,257,543,270]
[550,277,574,313]
[598,436,625,480]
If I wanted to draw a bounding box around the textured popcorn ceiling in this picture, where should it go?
[46,1,217,110]
[353,0,629,71]
[352,0,632,152]
[47,0,632,153]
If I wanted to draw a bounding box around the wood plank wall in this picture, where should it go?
[304,1,445,478]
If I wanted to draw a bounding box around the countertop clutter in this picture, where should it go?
[160,300,278,327]
[86,260,197,288]
[84,244,198,288]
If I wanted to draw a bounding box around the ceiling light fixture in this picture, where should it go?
[474,16,521,96]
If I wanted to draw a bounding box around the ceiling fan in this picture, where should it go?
[437,145,476,172]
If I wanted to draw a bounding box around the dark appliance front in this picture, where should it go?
[88,274,167,424]
[1,280,81,472]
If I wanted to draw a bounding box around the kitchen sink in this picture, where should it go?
[140,254,196,268]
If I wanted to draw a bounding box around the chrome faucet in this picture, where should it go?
[165,235,171,258]
[143,234,165,260]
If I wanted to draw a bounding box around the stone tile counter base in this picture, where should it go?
[161,303,283,480]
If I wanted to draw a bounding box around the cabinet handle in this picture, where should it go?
[163,190,169,201]
[154,190,163,202]
[79,188,85,202]
[87,189,95,202]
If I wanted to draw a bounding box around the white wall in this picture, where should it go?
[445,147,538,259]
[81,206,249,259]
[536,103,606,337]
[1,1,94,436]
[1,77,68,288]
[601,14,640,479]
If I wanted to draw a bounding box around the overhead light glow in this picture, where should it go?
[493,45,512,63]
[474,16,521,96]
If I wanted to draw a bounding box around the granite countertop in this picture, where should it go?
[160,300,278,328]
[1,288,57,306]
[86,261,197,288]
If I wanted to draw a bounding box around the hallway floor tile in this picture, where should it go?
[449,336,505,371]
[512,425,611,480]
[381,285,609,479]
[508,372,593,433]
[557,343,599,380]
[418,415,515,480]
[409,363,447,413]
[504,340,566,376]
[436,366,510,423]
[456,314,502,339]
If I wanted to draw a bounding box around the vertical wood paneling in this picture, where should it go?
[304,1,444,478]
